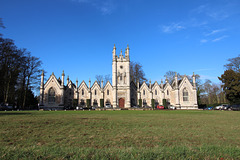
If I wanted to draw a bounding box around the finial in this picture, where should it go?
[67,75,69,80]
[193,72,195,76]
[41,70,44,76]
[161,79,163,83]
[76,78,78,82]
[89,78,91,82]
[52,72,54,75]
[175,72,177,77]
[127,44,129,48]
[120,49,122,55]
[62,70,65,76]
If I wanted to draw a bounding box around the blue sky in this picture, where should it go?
[1,0,240,90]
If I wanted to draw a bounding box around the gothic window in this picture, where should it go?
[167,90,169,95]
[69,89,72,96]
[143,90,145,95]
[48,88,55,103]
[155,90,157,95]
[183,88,189,101]
[82,89,84,95]
[120,74,122,81]
[107,89,109,95]
[95,89,97,95]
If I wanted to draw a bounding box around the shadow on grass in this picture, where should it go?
[0,112,32,116]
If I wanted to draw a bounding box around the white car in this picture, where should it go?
[215,104,228,110]
[105,103,112,109]
[169,105,176,110]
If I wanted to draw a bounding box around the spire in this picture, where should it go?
[137,79,139,90]
[112,44,116,61]
[67,76,69,84]
[193,72,196,89]
[126,44,129,55]
[76,78,78,88]
[89,78,91,88]
[165,76,168,83]
[61,70,65,86]
[101,79,103,89]
[175,72,178,89]
[41,70,44,88]
[120,49,123,56]
[149,79,152,89]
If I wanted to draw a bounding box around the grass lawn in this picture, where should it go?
[0,110,240,159]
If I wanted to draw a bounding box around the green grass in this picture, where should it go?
[0,110,240,159]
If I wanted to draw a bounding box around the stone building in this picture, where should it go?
[39,45,198,110]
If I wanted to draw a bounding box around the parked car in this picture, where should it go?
[169,105,176,110]
[205,106,213,110]
[131,106,140,109]
[105,103,112,109]
[156,105,164,109]
[223,105,231,110]
[229,104,240,111]
[215,104,229,110]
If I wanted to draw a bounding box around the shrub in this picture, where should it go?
[139,99,142,107]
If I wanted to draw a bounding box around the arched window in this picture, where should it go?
[167,90,169,95]
[107,89,109,95]
[82,89,84,95]
[155,90,157,95]
[95,89,97,95]
[143,90,145,95]
[183,88,189,101]
[48,88,55,103]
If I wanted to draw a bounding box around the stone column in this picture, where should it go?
[175,72,180,108]
[60,70,65,106]
[40,70,44,106]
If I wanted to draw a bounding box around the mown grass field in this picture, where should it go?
[0,110,240,159]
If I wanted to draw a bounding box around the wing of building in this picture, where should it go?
[39,45,198,110]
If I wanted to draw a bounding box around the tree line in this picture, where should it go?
[0,18,42,109]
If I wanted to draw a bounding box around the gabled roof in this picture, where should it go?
[163,82,172,90]
[44,73,61,89]
[140,81,151,91]
[178,76,193,89]
[91,81,101,90]
[103,81,112,90]
[67,80,76,89]
[78,80,88,91]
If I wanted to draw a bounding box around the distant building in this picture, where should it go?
[39,45,198,110]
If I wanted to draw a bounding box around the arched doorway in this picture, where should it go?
[119,98,125,108]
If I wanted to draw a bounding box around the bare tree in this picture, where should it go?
[224,54,240,72]
[130,61,147,84]
[95,74,111,87]
[164,71,181,84]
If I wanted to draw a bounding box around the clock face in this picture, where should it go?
[120,65,123,69]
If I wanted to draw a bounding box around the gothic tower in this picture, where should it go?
[112,45,131,108]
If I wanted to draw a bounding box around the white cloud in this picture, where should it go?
[200,39,208,43]
[212,35,228,42]
[205,29,226,36]
[161,23,185,33]
[71,0,115,15]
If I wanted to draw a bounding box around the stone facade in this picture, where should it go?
[39,45,198,109]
